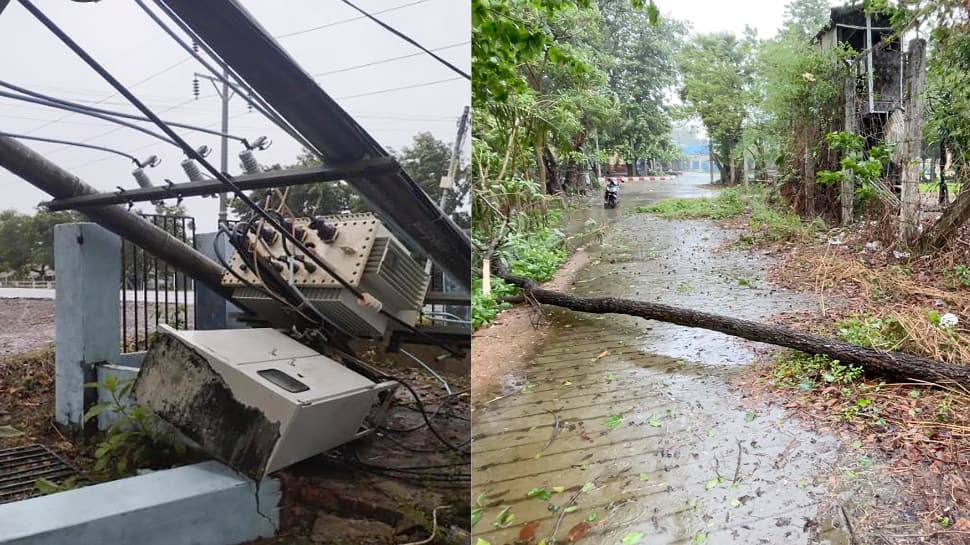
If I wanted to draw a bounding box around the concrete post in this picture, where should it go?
[54,223,120,428]
[193,232,242,330]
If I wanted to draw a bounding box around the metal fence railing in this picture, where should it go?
[120,214,197,352]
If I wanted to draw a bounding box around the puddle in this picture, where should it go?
[471,175,898,545]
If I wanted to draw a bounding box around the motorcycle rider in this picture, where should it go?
[604,177,619,205]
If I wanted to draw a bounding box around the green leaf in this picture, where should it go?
[604,415,622,429]
[693,532,708,544]
[857,457,874,467]
[851,440,862,449]
[527,487,552,501]
[581,482,595,493]
[34,477,61,495]
[587,511,598,522]
[621,531,646,544]
[494,506,514,528]
[564,505,578,513]
[475,539,491,545]
[0,425,24,438]
[648,415,662,427]
[639,473,649,481]
[796,479,809,488]
[730,498,741,507]
[471,507,483,527]
[552,486,565,493]
[705,476,724,490]
[82,402,112,425]
[707,428,715,438]
[744,411,757,422]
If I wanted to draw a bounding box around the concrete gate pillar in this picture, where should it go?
[53,223,120,428]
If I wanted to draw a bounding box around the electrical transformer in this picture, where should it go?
[222,213,430,338]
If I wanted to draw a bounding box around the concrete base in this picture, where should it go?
[0,462,279,544]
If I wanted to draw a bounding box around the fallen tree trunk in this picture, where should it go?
[495,265,970,387]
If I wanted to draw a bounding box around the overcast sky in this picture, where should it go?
[0,0,470,232]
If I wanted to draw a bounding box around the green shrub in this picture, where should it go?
[771,350,863,389]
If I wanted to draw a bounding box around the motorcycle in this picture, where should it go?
[604,182,619,209]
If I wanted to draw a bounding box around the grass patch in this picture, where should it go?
[639,185,823,245]
[637,187,749,220]
[919,182,960,194]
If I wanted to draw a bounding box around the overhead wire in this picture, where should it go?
[274,0,432,39]
[0,89,178,146]
[0,132,143,164]
[310,40,468,78]
[0,81,250,144]
[337,0,470,80]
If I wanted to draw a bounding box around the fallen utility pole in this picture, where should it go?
[0,135,231,298]
[495,262,970,387]
[43,157,399,211]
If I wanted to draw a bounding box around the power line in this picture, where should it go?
[274,0,432,39]
[336,77,464,100]
[337,0,469,80]
[311,41,468,78]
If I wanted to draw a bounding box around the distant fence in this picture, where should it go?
[0,280,55,289]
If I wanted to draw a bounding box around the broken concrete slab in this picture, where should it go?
[134,330,281,480]
[0,461,279,545]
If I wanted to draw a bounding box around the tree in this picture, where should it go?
[0,209,83,276]
[598,0,686,174]
[391,132,471,227]
[678,31,757,184]
[782,0,831,40]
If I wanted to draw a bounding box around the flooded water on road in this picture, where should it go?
[472,174,884,545]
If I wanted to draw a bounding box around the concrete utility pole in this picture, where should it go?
[440,105,470,210]
[427,106,470,277]
[842,75,857,225]
[900,38,926,244]
[195,72,235,225]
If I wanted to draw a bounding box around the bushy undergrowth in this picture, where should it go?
[472,227,568,330]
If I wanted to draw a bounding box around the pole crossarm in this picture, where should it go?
[42,157,400,211]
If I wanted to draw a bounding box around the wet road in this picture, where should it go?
[471,174,860,545]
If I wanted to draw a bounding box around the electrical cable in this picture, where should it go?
[337,0,470,81]
[0,80,250,144]
[335,77,464,101]
[140,0,316,155]
[0,132,142,165]
[275,0,432,39]
[214,227,320,325]
[341,353,468,455]
[0,90,177,146]
[310,41,469,78]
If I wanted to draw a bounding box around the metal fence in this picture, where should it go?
[120,214,196,353]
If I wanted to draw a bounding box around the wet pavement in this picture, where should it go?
[471,174,873,545]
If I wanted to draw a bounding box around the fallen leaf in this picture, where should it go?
[595,350,609,360]
[527,488,552,501]
[621,531,645,544]
[693,532,708,544]
[567,521,590,542]
[581,482,595,493]
[519,521,541,541]
[552,486,565,493]
[648,415,662,427]
[0,425,23,438]
[565,505,578,513]
[579,431,592,441]
[475,539,491,545]
[604,415,622,429]
[639,473,649,481]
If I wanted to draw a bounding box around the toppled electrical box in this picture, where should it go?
[134,325,397,480]
[222,213,430,338]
